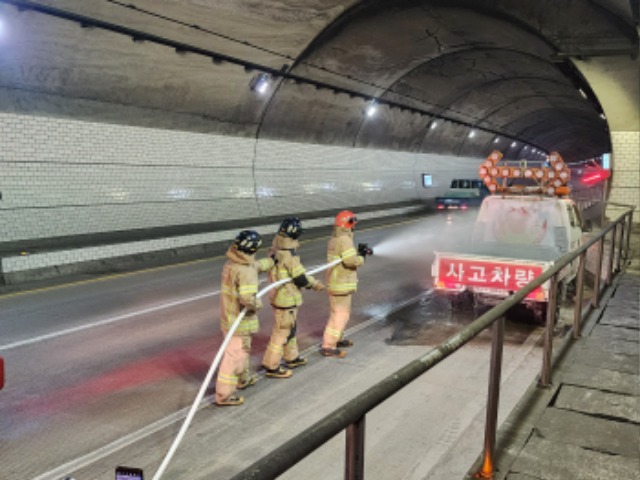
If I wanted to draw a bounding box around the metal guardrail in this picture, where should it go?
[229,207,635,480]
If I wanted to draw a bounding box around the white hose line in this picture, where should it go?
[152,258,341,480]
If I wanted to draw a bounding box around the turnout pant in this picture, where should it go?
[322,294,352,349]
[215,334,252,402]
[262,308,299,369]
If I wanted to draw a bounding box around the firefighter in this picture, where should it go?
[261,217,325,378]
[214,230,274,407]
[321,210,371,358]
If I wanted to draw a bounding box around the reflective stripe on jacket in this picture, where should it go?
[269,234,318,308]
[220,245,274,335]
[326,226,364,296]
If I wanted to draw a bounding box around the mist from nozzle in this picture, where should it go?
[372,231,435,260]
[370,214,477,261]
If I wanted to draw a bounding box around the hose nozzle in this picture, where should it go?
[358,243,373,257]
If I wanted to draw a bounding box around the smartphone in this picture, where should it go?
[115,466,144,480]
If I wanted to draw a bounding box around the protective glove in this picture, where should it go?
[248,297,263,313]
[358,243,373,258]
[312,280,325,291]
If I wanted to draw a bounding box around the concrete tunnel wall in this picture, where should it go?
[0,110,485,284]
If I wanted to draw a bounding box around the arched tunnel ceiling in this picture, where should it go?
[0,0,637,162]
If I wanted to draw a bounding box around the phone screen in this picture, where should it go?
[115,466,143,480]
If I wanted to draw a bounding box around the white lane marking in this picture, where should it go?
[0,290,218,352]
[31,292,429,479]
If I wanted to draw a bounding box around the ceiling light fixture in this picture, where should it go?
[365,100,378,118]
[249,73,271,95]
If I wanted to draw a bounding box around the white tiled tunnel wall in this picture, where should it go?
[254,140,478,213]
[256,145,415,213]
[0,112,479,244]
[0,112,259,241]
[608,131,640,222]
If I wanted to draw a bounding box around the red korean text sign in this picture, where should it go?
[439,258,545,298]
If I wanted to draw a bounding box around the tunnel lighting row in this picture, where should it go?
[3,0,550,158]
[489,137,547,156]
[251,72,547,156]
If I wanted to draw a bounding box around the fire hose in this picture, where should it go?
[151,258,343,480]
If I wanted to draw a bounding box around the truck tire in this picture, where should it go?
[539,300,561,325]
[472,293,492,318]
[564,278,577,301]
[451,290,473,311]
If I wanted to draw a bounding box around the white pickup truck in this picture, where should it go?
[432,193,585,320]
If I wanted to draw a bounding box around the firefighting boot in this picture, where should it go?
[285,356,308,368]
[263,365,293,378]
[320,347,347,358]
[215,395,245,407]
[237,373,259,390]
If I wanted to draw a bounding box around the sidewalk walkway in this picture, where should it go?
[483,270,639,480]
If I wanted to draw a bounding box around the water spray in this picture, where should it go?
[371,226,435,259]
[371,216,477,260]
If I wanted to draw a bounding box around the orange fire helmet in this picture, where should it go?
[334,210,358,228]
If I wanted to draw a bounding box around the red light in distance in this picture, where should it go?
[581,170,610,185]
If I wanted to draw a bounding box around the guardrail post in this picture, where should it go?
[476,316,505,479]
[573,252,587,339]
[592,237,604,308]
[617,218,625,272]
[625,211,634,262]
[540,275,558,387]
[606,224,616,286]
[345,415,366,480]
